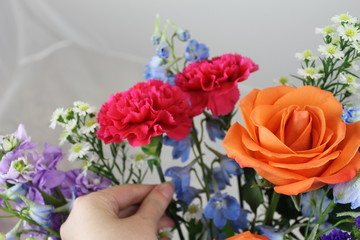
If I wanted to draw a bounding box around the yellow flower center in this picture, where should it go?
[279,77,289,85]
[345,28,356,37]
[72,143,83,153]
[323,26,334,34]
[339,14,351,21]
[188,204,199,214]
[305,68,316,75]
[302,50,313,58]
[326,45,337,55]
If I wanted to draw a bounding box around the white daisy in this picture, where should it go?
[73,101,96,116]
[346,85,357,94]
[129,152,149,169]
[315,25,335,36]
[295,50,316,61]
[68,142,91,161]
[318,44,344,59]
[273,77,291,86]
[158,228,173,239]
[79,117,99,135]
[59,129,72,145]
[331,13,357,24]
[184,203,203,222]
[339,74,360,88]
[49,108,66,129]
[337,24,360,42]
[297,67,323,80]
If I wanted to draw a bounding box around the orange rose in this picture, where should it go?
[225,231,270,240]
[223,85,360,195]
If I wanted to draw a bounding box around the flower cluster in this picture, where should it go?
[2,13,360,240]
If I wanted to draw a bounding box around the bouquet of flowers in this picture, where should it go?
[1,13,360,240]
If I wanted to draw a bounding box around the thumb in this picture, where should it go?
[136,182,174,223]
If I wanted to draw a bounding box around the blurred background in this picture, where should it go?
[1,0,359,235]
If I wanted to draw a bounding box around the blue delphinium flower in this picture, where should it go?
[320,229,352,240]
[257,225,284,240]
[28,202,54,228]
[163,135,192,162]
[156,42,170,59]
[301,189,332,221]
[144,56,167,81]
[204,192,240,229]
[342,103,360,123]
[165,165,191,194]
[221,158,242,176]
[332,175,360,209]
[205,116,225,142]
[5,183,27,203]
[229,208,249,232]
[176,186,200,204]
[210,167,231,191]
[185,39,209,62]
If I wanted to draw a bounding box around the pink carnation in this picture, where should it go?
[175,53,258,117]
[96,80,193,147]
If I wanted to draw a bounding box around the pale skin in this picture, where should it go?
[60,183,175,240]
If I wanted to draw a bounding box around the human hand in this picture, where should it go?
[60,183,175,240]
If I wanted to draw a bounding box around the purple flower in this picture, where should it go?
[32,169,66,192]
[356,216,360,229]
[205,117,225,142]
[185,39,209,62]
[333,175,360,209]
[342,104,360,124]
[320,229,352,240]
[204,192,240,229]
[163,135,192,162]
[165,165,191,194]
[37,144,63,170]
[0,155,35,185]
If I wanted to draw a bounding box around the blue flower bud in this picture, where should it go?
[28,202,54,228]
[176,29,190,41]
[156,42,170,59]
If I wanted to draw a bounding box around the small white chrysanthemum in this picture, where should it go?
[340,74,360,88]
[295,50,316,61]
[273,77,291,86]
[59,129,72,145]
[315,25,335,36]
[68,142,91,161]
[49,108,66,129]
[79,117,99,135]
[73,101,96,116]
[346,85,357,94]
[82,157,95,176]
[130,152,149,169]
[318,44,344,59]
[331,13,357,24]
[184,203,203,222]
[158,228,173,239]
[297,67,323,80]
[337,24,360,42]
[65,119,77,132]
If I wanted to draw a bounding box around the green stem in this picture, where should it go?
[263,191,280,226]
[155,162,185,240]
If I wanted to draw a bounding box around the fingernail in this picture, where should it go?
[157,182,174,200]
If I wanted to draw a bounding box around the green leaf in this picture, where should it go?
[307,224,319,240]
[147,158,160,173]
[141,135,162,157]
[241,168,263,213]
[40,190,66,207]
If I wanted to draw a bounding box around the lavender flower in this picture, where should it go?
[204,192,240,229]
[163,135,192,162]
[356,216,360,229]
[320,229,352,240]
[185,39,209,62]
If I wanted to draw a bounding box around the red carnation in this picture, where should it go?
[96,80,193,147]
[175,53,258,117]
